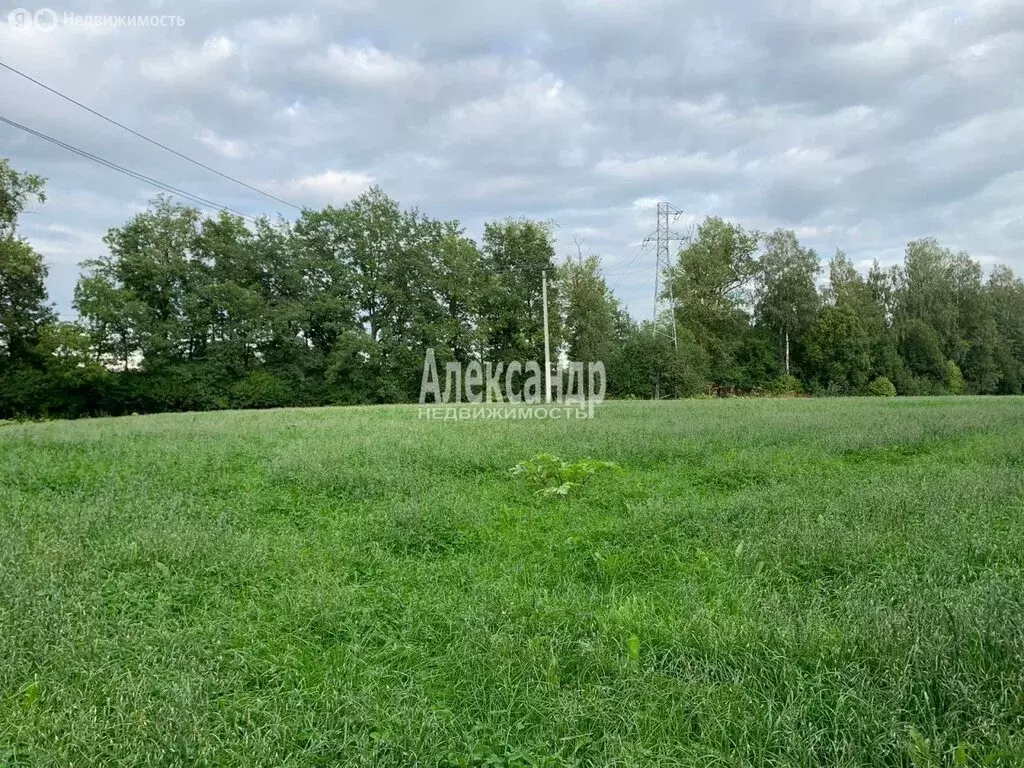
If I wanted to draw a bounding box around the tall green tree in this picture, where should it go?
[0,160,52,370]
[895,240,957,343]
[0,238,53,369]
[480,218,561,364]
[559,251,627,364]
[668,216,760,389]
[987,265,1024,394]
[76,196,204,368]
[429,221,486,362]
[295,187,452,401]
[888,239,1007,393]
[754,229,821,376]
[824,251,904,387]
[950,253,1000,393]
[606,320,708,399]
[899,318,948,386]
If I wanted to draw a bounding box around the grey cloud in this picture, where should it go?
[1,0,1022,320]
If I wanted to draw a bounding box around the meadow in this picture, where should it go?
[1,397,1023,767]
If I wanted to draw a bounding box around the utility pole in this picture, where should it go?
[542,269,552,404]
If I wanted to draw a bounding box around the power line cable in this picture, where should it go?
[483,260,651,281]
[0,118,677,279]
[607,240,653,294]
[0,113,260,222]
[0,60,302,212]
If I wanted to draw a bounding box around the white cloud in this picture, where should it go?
[283,170,375,201]
[140,36,235,83]
[438,75,586,144]
[198,129,248,159]
[597,152,738,181]
[631,197,661,210]
[300,44,423,86]
[236,15,319,47]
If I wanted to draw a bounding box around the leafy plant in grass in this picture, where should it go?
[510,453,622,496]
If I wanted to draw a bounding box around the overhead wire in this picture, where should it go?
[0,113,261,223]
[1,64,660,292]
[0,60,302,212]
[607,240,653,294]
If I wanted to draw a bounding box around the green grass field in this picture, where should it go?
[2,398,1023,767]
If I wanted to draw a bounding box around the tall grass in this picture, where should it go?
[1,397,1023,766]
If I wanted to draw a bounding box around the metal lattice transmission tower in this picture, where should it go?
[646,202,690,350]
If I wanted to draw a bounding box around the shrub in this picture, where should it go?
[767,374,803,397]
[867,376,897,397]
[230,371,292,409]
[945,360,966,395]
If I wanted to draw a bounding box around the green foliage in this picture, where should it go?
[767,374,803,396]
[669,217,761,389]
[730,328,782,392]
[606,322,708,399]
[481,218,561,364]
[867,376,897,397]
[558,252,626,365]
[4,150,1024,417]
[230,371,292,409]
[510,453,622,496]
[755,228,821,373]
[988,266,1024,394]
[946,360,966,395]
[900,319,947,382]
[0,237,54,369]
[0,162,53,372]
[0,158,46,237]
[804,305,872,394]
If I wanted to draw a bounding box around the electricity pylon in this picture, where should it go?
[644,202,689,351]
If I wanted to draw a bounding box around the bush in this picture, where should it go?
[230,371,292,409]
[945,360,966,395]
[867,376,897,397]
[767,374,803,396]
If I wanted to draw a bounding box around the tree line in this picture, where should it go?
[2,157,1023,419]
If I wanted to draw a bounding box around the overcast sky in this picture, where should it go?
[2,0,1022,320]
